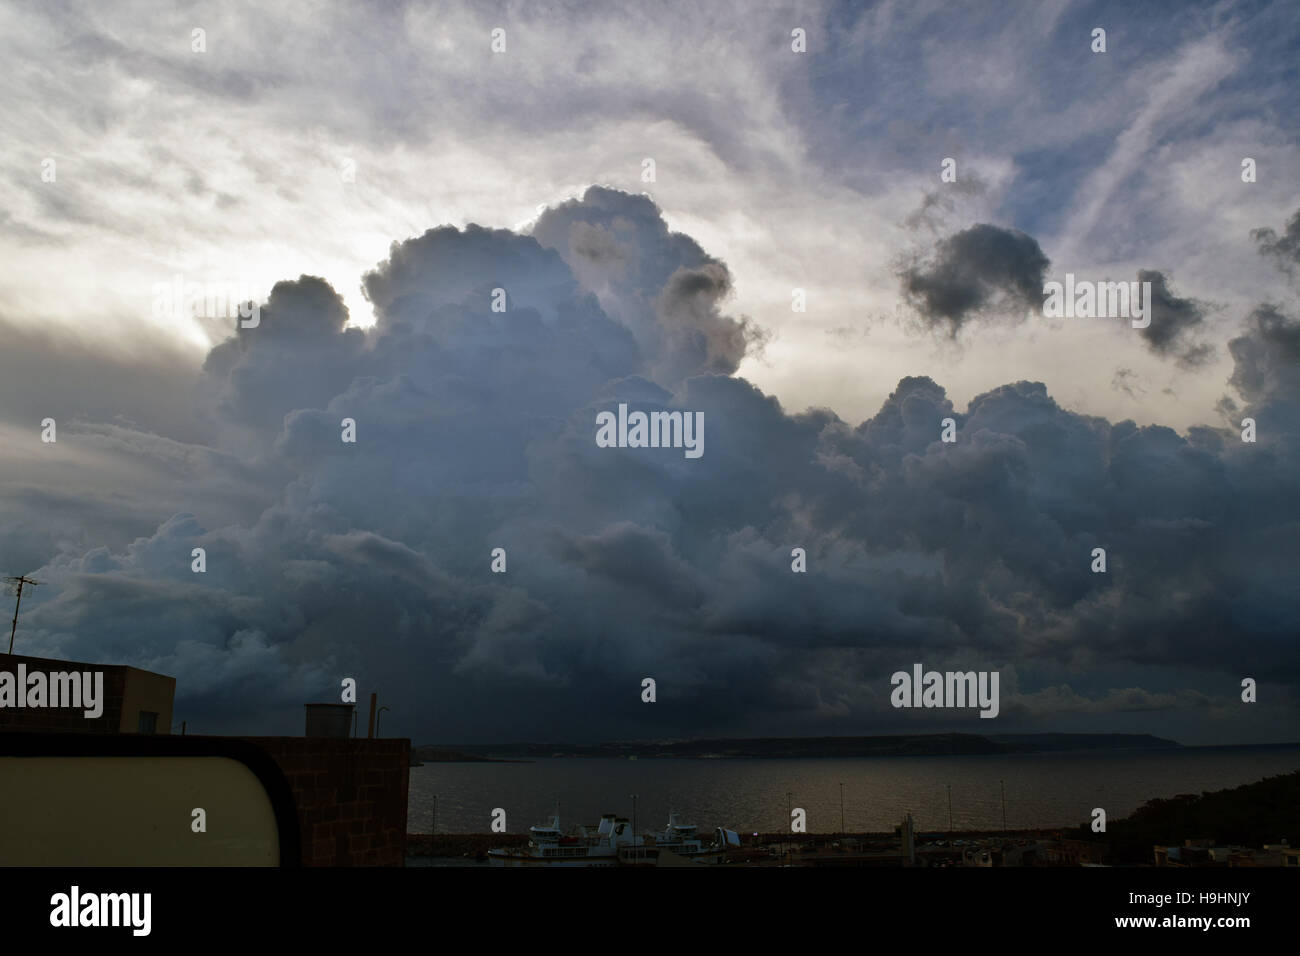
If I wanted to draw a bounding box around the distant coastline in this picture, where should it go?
[410,746,530,764]
[416,732,1188,760]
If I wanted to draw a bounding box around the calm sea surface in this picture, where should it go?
[406,746,1300,834]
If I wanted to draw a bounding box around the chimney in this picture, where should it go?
[305,703,354,738]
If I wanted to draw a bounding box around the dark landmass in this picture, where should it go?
[986,733,1179,752]
[410,746,527,764]
[420,732,1181,759]
[1072,769,1300,863]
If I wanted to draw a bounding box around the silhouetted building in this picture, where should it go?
[0,652,174,734]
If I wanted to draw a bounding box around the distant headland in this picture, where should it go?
[416,732,1182,760]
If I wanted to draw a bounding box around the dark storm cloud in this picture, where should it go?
[8,188,1300,742]
[1004,685,1220,719]
[1252,208,1300,277]
[1136,269,1215,368]
[899,223,1050,335]
[1227,304,1300,409]
[901,224,1216,369]
[555,522,706,610]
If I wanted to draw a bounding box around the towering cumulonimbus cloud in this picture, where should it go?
[531,186,767,386]
[6,190,1300,742]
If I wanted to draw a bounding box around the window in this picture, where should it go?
[137,711,158,734]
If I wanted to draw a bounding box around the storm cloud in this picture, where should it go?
[1136,269,1215,369]
[898,223,1051,336]
[4,187,1298,744]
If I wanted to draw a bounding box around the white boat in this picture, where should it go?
[488,811,737,867]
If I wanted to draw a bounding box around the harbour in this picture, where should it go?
[406,746,1300,837]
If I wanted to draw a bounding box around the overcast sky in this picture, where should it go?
[1,0,1298,744]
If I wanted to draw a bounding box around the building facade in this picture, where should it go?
[0,652,174,734]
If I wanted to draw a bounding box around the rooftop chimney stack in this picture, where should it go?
[304,703,353,738]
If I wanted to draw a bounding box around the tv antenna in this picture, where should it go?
[5,575,41,654]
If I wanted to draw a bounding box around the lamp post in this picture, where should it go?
[787,791,793,834]
[432,795,437,834]
[376,705,389,737]
[839,782,845,834]
[1000,780,1007,832]
[630,794,638,840]
[947,784,953,833]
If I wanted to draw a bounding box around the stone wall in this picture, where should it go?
[241,736,409,866]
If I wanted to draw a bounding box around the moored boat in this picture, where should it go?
[488,811,739,867]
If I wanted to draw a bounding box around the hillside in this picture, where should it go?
[1072,769,1300,862]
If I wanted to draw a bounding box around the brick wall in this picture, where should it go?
[240,736,409,866]
[0,653,127,732]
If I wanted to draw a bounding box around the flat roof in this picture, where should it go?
[0,651,175,682]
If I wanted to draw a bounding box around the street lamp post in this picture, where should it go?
[839,782,845,834]
[376,705,389,737]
